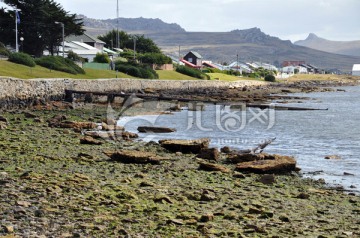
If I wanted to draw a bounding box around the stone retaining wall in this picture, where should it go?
[0,77,267,108]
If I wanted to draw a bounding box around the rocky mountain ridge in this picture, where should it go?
[82,15,360,72]
[294,33,360,57]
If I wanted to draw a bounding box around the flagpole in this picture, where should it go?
[15,9,18,52]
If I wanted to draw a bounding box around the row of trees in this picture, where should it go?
[0,0,84,57]
[98,30,161,54]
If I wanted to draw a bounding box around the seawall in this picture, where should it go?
[0,77,267,109]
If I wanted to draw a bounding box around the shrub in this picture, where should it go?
[207,68,223,73]
[8,52,36,67]
[35,56,85,74]
[176,65,208,79]
[0,48,10,57]
[264,74,276,82]
[139,53,172,65]
[115,62,158,79]
[0,42,10,57]
[93,53,110,63]
[67,51,85,63]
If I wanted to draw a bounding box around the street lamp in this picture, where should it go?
[20,37,24,52]
[55,21,64,58]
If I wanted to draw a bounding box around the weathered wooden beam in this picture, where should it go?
[64,90,328,111]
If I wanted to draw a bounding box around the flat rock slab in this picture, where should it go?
[80,136,103,145]
[138,126,176,133]
[106,150,168,164]
[235,154,296,174]
[159,138,210,154]
[57,121,97,130]
[227,153,268,163]
[198,161,230,173]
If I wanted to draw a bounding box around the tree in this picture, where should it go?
[98,30,161,54]
[98,29,129,50]
[0,0,84,57]
[93,53,110,63]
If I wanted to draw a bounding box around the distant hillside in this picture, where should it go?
[81,15,185,36]
[294,33,360,57]
[148,28,360,72]
[81,16,360,72]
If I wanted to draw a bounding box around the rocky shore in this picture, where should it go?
[1,76,360,237]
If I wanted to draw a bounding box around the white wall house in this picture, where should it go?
[281,65,308,74]
[352,64,360,76]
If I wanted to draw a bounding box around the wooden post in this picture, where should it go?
[64,90,74,103]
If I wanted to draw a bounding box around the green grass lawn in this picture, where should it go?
[156,70,198,80]
[207,72,262,81]
[0,60,134,79]
[1,60,263,82]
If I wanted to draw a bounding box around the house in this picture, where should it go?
[63,41,102,62]
[229,61,253,73]
[281,65,308,74]
[66,33,106,51]
[202,61,218,69]
[352,64,360,76]
[282,61,306,67]
[183,51,203,67]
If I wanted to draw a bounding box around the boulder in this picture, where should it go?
[0,115,8,123]
[198,161,230,173]
[59,121,97,130]
[159,138,210,154]
[105,150,168,164]
[227,153,269,163]
[80,136,103,145]
[137,126,176,133]
[197,148,220,161]
[235,154,296,174]
[102,122,124,131]
[23,111,37,118]
[324,155,342,160]
[258,174,276,185]
[121,131,139,140]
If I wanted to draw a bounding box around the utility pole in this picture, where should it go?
[15,9,19,52]
[133,37,136,60]
[116,0,120,49]
[55,21,65,58]
[237,54,239,73]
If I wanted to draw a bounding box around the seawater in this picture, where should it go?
[118,85,360,193]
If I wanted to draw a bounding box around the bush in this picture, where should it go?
[8,52,36,67]
[0,48,10,57]
[115,62,158,79]
[0,42,11,57]
[139,53,172,65]
[93,53,110,63]
[67,51,85,63]
[35,56,85,74]
[176,65,208,79]
[264,74,276,82]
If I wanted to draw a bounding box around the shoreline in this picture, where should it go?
[1,75,359,109]
[0,76,360,236]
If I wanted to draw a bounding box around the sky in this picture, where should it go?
[1,0,360,42]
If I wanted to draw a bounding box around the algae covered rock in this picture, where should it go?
[159,138,210,154]
[235,154,296,174]
[105,150,168,164]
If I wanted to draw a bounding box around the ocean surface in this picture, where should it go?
[118,85,360,193]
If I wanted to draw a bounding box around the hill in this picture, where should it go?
[82,15,185,36]
[82,16,360,72]
[294,33,360,57]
